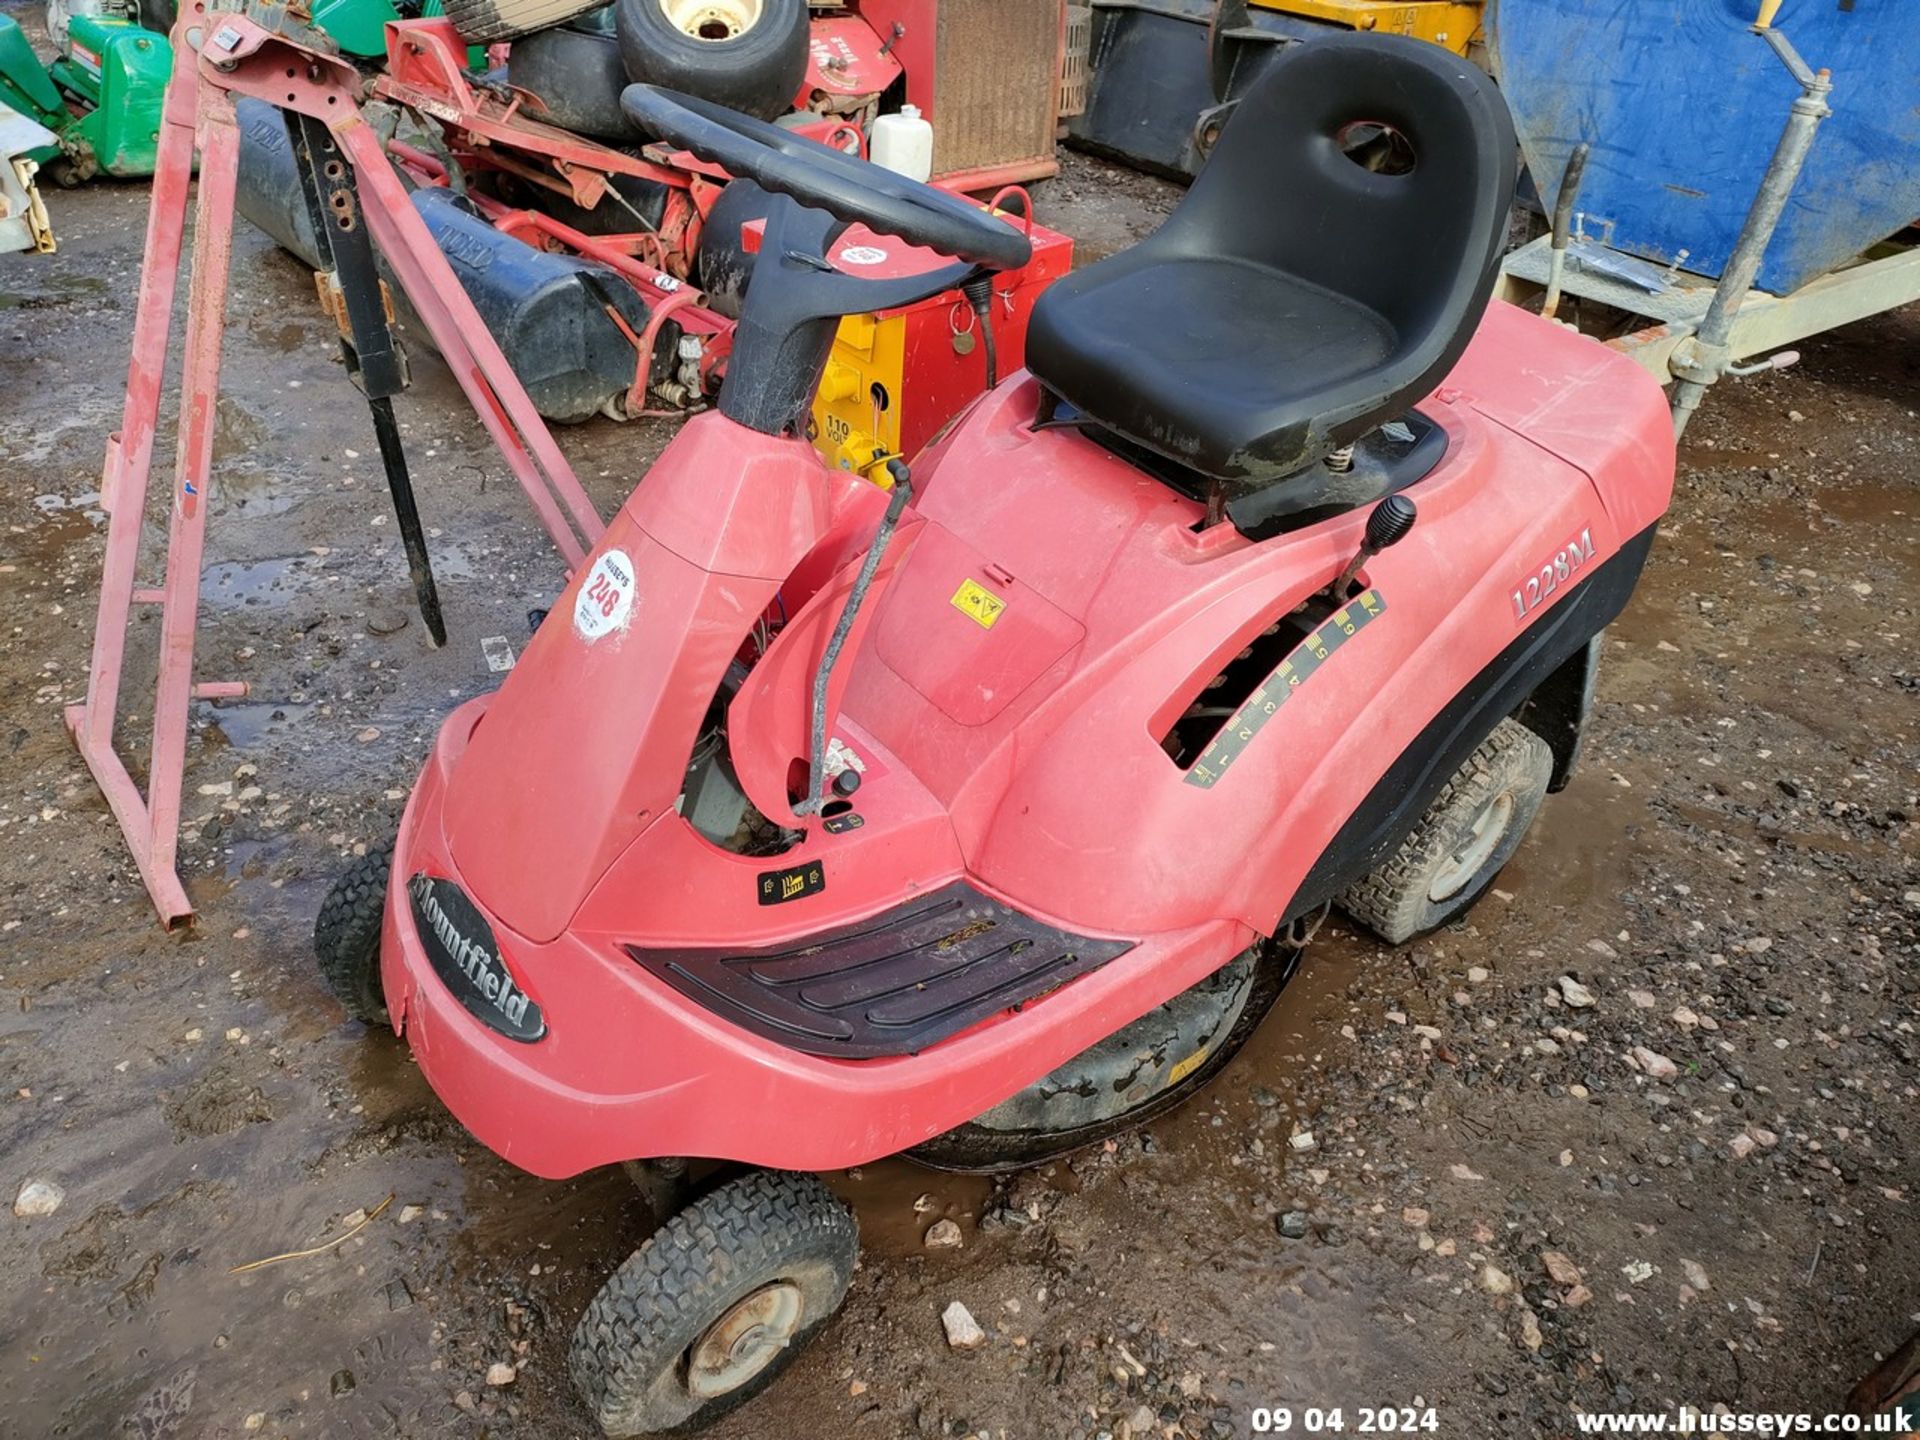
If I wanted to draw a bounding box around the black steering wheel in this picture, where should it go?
[621,85,1033,273]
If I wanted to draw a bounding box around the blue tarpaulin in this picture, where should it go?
[1486,0,1920,295]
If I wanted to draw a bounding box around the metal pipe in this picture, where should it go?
[1541,141,1590,322]
[1670,29,1832,439]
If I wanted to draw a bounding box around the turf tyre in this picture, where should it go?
[615,0,808,123]
[1338,716,1553,945]
[569,1169,858,1435]
[444,0,609,45]
[909,942,1300,1173]
[509,14,642,140]
[313,840,394,1024]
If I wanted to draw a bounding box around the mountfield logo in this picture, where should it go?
[407,875,546,1042]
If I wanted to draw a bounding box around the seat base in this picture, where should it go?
[1027,254,1399,486]
[1225,410,1448,539]
[1044,402,1448,540]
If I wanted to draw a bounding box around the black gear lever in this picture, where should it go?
[1335,494,1416,591]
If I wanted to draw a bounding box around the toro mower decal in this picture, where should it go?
[408,875,547,1042]
[1185,590,1387,789]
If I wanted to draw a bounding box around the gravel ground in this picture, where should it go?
[0,91,1915,1440]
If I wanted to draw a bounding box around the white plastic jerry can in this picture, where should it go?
[869,104,934,183]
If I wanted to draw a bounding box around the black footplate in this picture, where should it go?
[625,883,1135,1059]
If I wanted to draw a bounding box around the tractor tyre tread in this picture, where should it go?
[569,1170,858,1436]
[444,0,609,44]
[1338,717,1552,946]
[909,941,1300,1173]
[312,839,394,1024]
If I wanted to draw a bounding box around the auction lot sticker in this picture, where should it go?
[574,549,636,642]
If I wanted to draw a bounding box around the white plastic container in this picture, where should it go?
[869,105,934,183]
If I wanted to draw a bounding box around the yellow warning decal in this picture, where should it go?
[1166,1047,1210,1087]
[950,578,1006,629]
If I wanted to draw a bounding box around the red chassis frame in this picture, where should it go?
[67,10,608,927]
[367,17,1067,424]
[375,18,735,276]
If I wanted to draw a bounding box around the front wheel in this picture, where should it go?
[313,840,394,1024]
[570,1170,858,1436]
[1338,717,1553,945]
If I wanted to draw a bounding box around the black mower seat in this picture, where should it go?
[1026,34,1516,495]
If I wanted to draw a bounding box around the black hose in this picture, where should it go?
[1551,142,1592,256]
[961,274,998,390]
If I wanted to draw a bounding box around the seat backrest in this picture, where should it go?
[1023,34,1518,492]
[1172,34,1516,390]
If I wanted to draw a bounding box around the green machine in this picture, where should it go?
[0,6,171,183]
[0,0,438,185]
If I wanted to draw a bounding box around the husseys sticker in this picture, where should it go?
[573,549,637,643]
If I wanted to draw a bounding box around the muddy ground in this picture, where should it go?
[2,98,1917,1440]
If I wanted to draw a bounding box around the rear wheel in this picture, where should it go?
[616,0,809,123]
[570,1170,858,1435]
[909,941,1300,1172]
[1339,717,1553,945]
[313,840,394,1024]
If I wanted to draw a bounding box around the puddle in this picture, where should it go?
[1499,767,1656,916]
[0,272,109,309]
[830,1160,993,1260]
[262,320,320,355]
[200,555,313,607]
[214,467,309,519]
[206,700,316,750]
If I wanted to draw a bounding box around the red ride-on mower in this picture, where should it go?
[314,36,1675,1434]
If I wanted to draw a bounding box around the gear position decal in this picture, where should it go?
[758,860,826,906]
[1185,589,1387,789]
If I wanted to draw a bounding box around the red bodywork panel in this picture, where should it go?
[385,300,1675,1177]
[801,14,906,109]
[885,216,1073,463]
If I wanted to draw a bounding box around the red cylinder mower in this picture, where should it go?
[313,36,1676,1435]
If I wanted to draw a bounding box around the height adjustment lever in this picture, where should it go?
[1335,494,1416,592]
